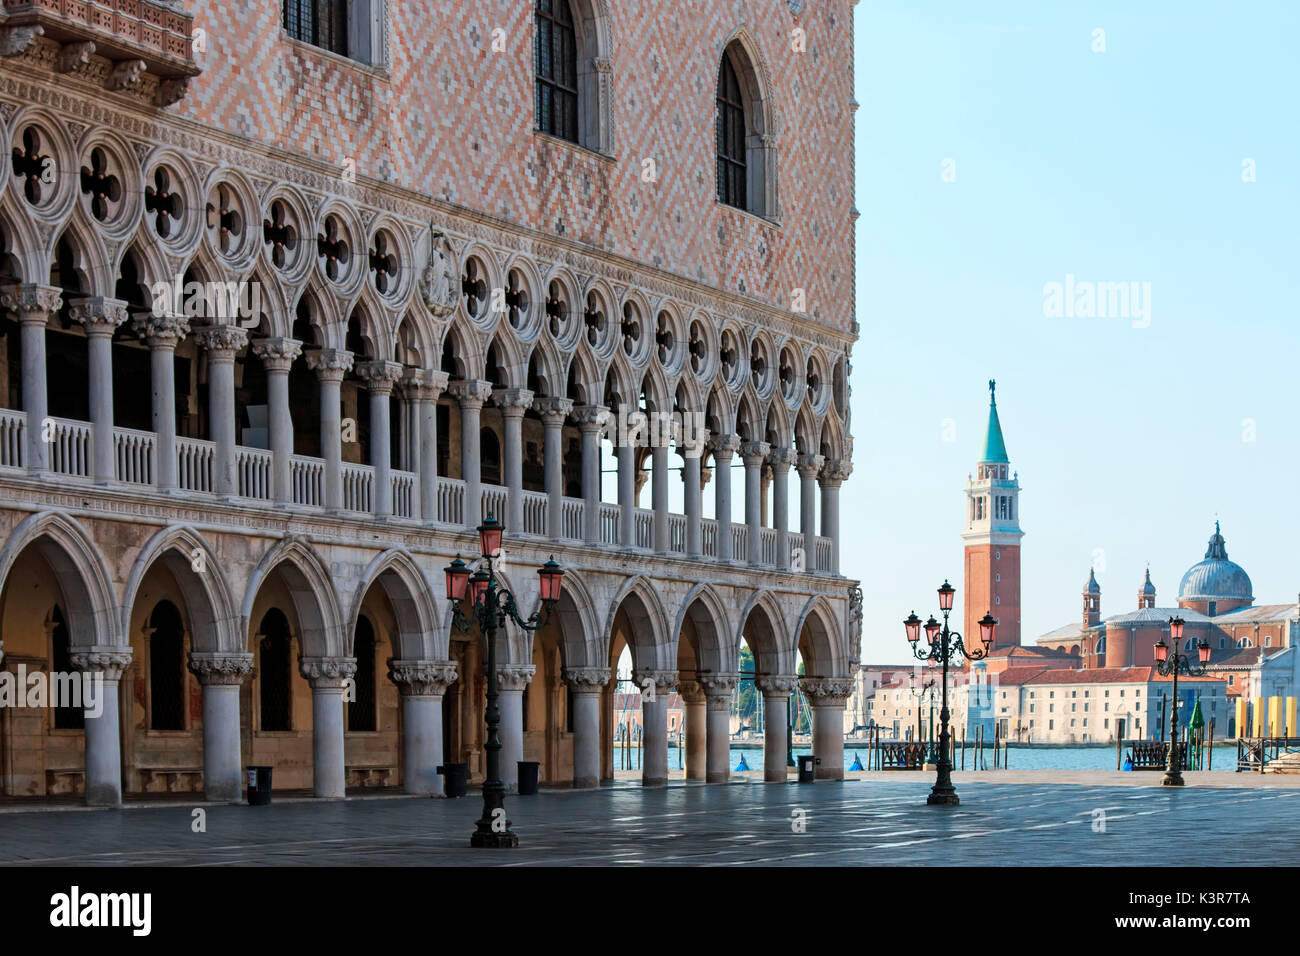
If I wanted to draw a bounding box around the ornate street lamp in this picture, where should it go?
[1154,615,1210,787]
[903,580,995,806]
[445,517,564,847]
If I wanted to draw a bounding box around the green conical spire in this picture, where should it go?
[980,379,1009,464]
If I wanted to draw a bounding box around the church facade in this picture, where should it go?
[0,1,860,804]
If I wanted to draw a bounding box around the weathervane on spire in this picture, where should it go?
[989,379,996,400]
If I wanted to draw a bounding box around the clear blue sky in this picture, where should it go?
[847,1,1300,662]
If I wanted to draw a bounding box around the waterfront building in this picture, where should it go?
[0,0,860,804]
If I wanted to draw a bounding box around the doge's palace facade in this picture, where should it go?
[0,0,858,805]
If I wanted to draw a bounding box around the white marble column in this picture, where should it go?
[449,379,493,527]
[679,680,707,779]
[494,388,534,534]
[805,678,854,780]
[357,360,404,517]
[616,440,636,547]
[741,440,770,566]
[797,452,825,567]
[496,665,535,792]
[712,435,739,561]
[251,338,301,504]
[305,348,353,511]
[574,405,608,543]
[820,458,851,575]
[70,648,132,807]
[682,446,703,558]
[635,669,675,787]
[648,439,667,553]
[756,675,797,782]
[3,284,62,474]
[535,397,572,539]
[770,446,793,569]
[193,325,248,497]
[300,657,356,799]
[700,674,737,783]
[565,667,607,788]
[188,653,254,803]
[71,297,129,484]
[416,370,449,522]
[388,659,458,795]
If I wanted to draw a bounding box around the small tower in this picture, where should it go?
[962,380,1024,652]
[1083,568,1101,627]
[1138,567,1156,609]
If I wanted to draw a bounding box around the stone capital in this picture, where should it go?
[820,457,852,485]
[709,434,742,459]
[677,679,704,704]
[768,446,795,471]
[564,666,610,693]
[305,348,354,382]
[401,368,449,402]
[574,404,610,434]
[802,677,855,702]
[740,441,771,466]
[356,359,405,395]
[534,395,574,426]
[448,378,493,409]
[69,647,133,681]
[70,297,129,336]
[496,664,536,691]
[134,312,191,349]
[796,452,826,480]
[251,336,303,372]
[755,674,799,697]
[187,653,254,686]
[192,323,249,356]
[2,283,63,324]
[632,669,677,693]
[299,656,358,689]
[698,672,738,700]
[388,659,458,697]
[493,387,535,416]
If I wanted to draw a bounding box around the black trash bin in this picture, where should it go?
[797,755,820,784]
[517,761,540,796]
[437,762,468,797]
[247,766,273,805]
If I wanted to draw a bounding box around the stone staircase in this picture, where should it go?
[1266,751,1300,773]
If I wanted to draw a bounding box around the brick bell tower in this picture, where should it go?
[962,380,1023,653]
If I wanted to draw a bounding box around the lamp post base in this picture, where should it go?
[1160,772,1184,788]
[470,828,519,848]
[927,787,960,806]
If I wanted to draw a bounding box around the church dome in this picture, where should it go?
[1178,522,1253,603]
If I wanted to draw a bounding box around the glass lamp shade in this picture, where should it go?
[1153,639,1169,663]
[979,612,997,648]
[938,580,956,612]
[1198,641,1212,664]
[538,556,564,603]
[478,517,504,558]
[444,555,469,601]
[904,612,922,644]
[924,616,941,644]
[469,569,490,605]
[1168,616,1185,642]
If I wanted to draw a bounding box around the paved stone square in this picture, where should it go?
[0,777,1295,867]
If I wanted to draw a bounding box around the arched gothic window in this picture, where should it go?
[258,609,293,732]
[535,0,579,143]
[715,40,777,217]
[349,616,377,732]
[716,55,747,209]
[148,600,185,731]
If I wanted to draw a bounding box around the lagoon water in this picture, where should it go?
[614,743,1241,773]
